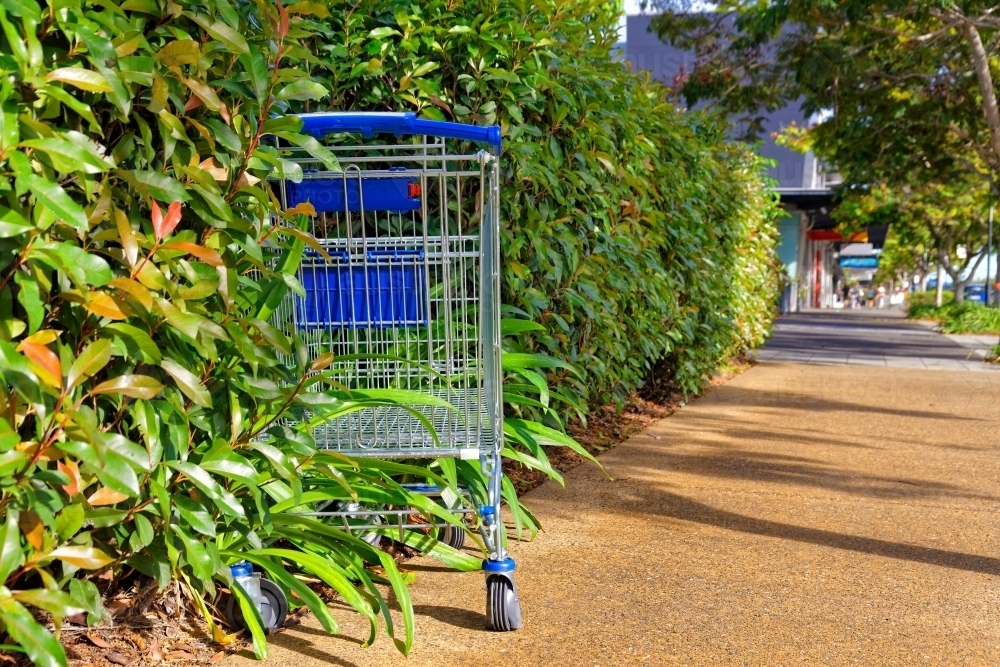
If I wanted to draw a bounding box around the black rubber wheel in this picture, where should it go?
[438,524,466,550]
[225,578,288,634]
[485,575,522,631]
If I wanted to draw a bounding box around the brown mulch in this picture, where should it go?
[15,579,255,667]
[9,356,754,667]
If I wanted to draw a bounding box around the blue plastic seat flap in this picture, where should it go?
[286,172,420,214]
[296,253,426,328]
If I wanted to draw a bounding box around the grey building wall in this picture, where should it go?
[624,15,809,189]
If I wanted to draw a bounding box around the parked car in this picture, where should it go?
[964,283,987,303]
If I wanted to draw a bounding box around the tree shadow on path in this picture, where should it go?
[620,486,1000,577]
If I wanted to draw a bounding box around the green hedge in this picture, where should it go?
[301,0,781,403]
[910,295,1000,334]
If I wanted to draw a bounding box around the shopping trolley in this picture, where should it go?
[272,112,521,631]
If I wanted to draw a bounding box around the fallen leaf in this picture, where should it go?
[105,652,130,665]
[85,632,112,649]
[107,599,130,614]
[210,651,226,664]
[165,650,194,660]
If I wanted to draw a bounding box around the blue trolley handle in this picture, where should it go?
[296,112,502,156]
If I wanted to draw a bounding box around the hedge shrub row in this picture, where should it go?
[0,0,778,662]
[301,0,782,403]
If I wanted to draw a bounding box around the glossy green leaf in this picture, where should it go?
[159,359,212,408]
[0,597,66,667]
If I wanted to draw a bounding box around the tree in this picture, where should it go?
[836,181,990,303]
[651,1,999,303]
[651,1,1000,192]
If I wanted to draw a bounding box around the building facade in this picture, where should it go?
[625,15,844,311]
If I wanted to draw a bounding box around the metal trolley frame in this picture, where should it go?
[273,112,521,631]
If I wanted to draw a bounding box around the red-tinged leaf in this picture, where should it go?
[87,487,129,506]
[277,0,289,39]
[162,201,182,239]
[182,78,222,112]
[160,241,224,267]
[152,200,183,241]
[150,199,162,238]
[18,511,43,551]
[184,95,204,112]
[58,460,82,497]
[18,341,61,387]
[91,374,165,399]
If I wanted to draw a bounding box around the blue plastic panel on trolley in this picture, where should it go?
[286,173,419,214]
[296,111,502,155]
[296,260,426,329]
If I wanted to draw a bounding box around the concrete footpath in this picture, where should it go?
[230,315,1000,665]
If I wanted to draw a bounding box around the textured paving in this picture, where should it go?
[756,310,1000,371]
[229,329,1000,665]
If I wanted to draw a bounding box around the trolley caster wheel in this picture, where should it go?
[486,575,522,631]
[225,579,288,634]
[438,524,466,550]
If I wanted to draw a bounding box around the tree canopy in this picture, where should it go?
[651,0,1000,301]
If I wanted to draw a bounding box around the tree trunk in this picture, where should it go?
[935,263,945,306]
[959,20,1000,169]
[953,278,966,304]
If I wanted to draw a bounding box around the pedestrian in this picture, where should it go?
[876,284,886,308]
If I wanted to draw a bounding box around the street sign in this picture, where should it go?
[839,256,879,269]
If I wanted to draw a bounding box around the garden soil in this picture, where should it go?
[222,360,1000,665]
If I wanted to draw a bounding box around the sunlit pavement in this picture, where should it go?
[756,309,1000,371]
[229,313,1000,666]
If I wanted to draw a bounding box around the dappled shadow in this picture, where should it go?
[620,486,1000,576]
[701,385,986,422]
[413,604,487,631]
[622,446,995,502]
[619,421,997,503]
[404,563,469,574]
[277,623,363,643]
[243,627,364,667]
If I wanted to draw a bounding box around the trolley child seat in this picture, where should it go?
[272,112,521,631]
